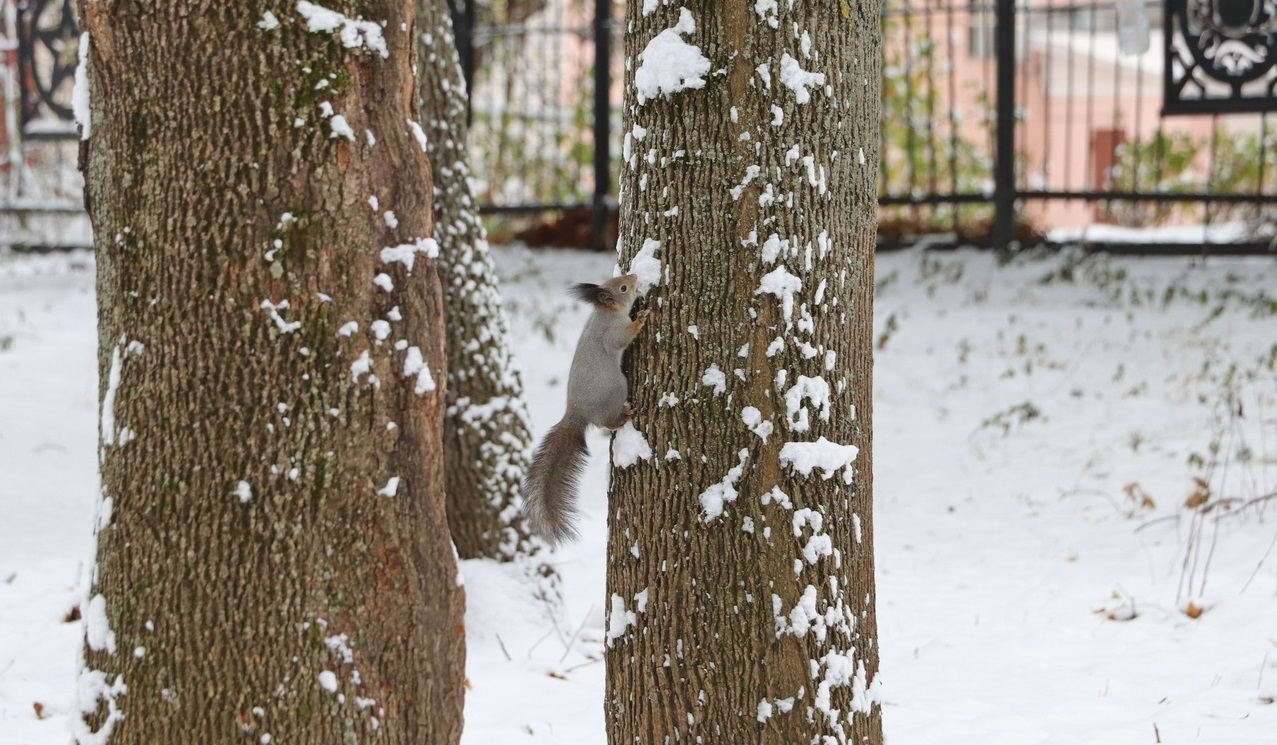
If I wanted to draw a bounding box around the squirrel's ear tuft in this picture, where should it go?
[569,283,614,307]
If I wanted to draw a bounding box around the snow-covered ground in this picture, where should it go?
[2,246,1275,744]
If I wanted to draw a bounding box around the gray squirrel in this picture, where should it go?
[523,273,649,545]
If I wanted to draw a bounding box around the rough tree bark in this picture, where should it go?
[76,2,465,744]
[414,0,540,560]
[606,2,884,744]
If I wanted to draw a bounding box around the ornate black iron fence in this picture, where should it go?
[1,0,88,250]
[880,0,1276,250]
[3,0,1274,251]
[448,0,616,246]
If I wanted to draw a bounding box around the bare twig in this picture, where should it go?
[1241,528,1277,594]
[558,604,595,663]
[561,655,603,674]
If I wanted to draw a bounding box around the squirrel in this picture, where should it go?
[523,273,649,545]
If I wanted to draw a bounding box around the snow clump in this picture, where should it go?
[634,8,711,105]
[297,1,389,58]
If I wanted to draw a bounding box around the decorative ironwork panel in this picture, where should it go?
[16,0,81,136]
[1164,0,1277,114]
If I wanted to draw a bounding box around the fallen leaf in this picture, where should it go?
[33,702,46,719]
[1185,478,1211,509]
[1123,482,1156,510]
[1184,602,1204,619]
[64,605,81,623]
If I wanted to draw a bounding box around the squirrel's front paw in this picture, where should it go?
[635,309,651,325]
[622,401,635,418]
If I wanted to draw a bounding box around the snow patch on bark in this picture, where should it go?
[783,375,831,432]
[740,406,774,443]
[628,238,662,294]
[403,347,436,394]
[634,8,710,105]
[701,364,727,395]
[73,33,90,140]
[756,266,802,324]
[699,449,749,522]
[606,593,637,647]
[85,594,116,654]
[380,238,439,272]
[377,476,400,497]
[296,1,389,58]
[612,421,652,468]
[779,53,825,104]
[73,669,126,745]
[779,437,858,483]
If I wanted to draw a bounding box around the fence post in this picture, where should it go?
[448,0,476,125]
[590,0,612,250]
[993,0,1017,248]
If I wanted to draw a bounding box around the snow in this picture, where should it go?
[380,238,440,272]
[4,247,1277,744]
[778,53,825,105]
[260,299,302,334]
[778,437,858,483]
[407,119,429,152]
[296,1,389,59]
[83,595,115,655]
[258,11,280,31]
[402,347,436,395]
[72,33,90,141]
[610,421,652,468]
[328,114,355,140]
[783,374,832,432]
[350,350,374,384]
[317,670,338,692]
[700,364,726,395]
[698,448,749,522]
[740,405,774,443]
[627,238,662,294]
[376,476,400,497]
[754,0,779,28]
[605,594,636,647]
[730,164,761,201]
[99,343,122,446]
[234,480,253,503]
[71,669,125,745]
[756,265,802,323]
[633,8,711,105]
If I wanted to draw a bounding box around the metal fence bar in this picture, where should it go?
[993,0,1017,246]
[590,0,611,250]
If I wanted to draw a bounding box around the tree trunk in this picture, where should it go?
[414,0,540,560]
[606,2,884,744]
[76,2,465,744]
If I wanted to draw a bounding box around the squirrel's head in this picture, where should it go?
[570,273,640,312]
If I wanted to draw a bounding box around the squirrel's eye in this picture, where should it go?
[620,284,629,292]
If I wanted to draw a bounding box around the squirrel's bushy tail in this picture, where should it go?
[523,416,589,545]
